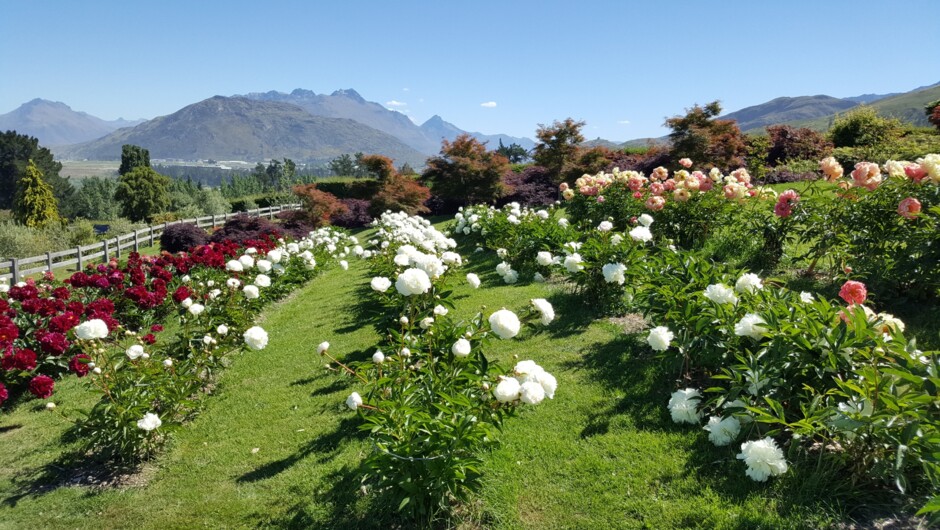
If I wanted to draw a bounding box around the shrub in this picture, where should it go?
[422,134,510,206]
[666,101,749,171]
[229,197,258,212]
[604,147,672,176]
[0,221,53,258]
[104,218,144,239]
[369,175,431,216]
[209,214,280,246]
[499,165,557,207]
[755,169,819,185]
[160,223,208,253]
[359,154,396,180]
[275,209,317,241]
[330,198,373,228]
[67,219,98,247]
[829,106,903,149]
[292,184,347,227]
[765,125,833,166]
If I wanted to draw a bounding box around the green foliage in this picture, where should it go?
[0,220,54,257]
[328,153,359,177]
[0,130,72,212]
[115,166,172,222]
[828,106,903,150]
[532,118,586,182]
[665,101,749,170]
[746,133,771,181]
[119,144,151,176]
[369,174,431,216]
[197,187,231,215]
[359,154,396,181]
[72,176,120,220]
[927,100,940,131]
[494,139,529,163]
[422,134,510,206]
[13,160,60,228]
[292,184,347,227]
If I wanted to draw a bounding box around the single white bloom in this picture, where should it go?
[243,285,260,300]
[488,309,521,340]
[536,370,557,399]
[558,218,569,228]
[238,255,255,269]
[137,412,162,431]
[497,248,508,258]
[647,326,674,351]
[181,275,191,283]
[638,214,654,227]
[371,277,392,293]
[126,344,145,360]
[395,268,432,296]
[494,377,521,402]
[502,269,519,284]
[433,305,448,316]
[226,260,244,272]
[629,226,653,243]
[598,220,613,232]
[256,259,272,273]
[531,298,555,325]
[46,402,56,410]
[254,274,271,288]
[452,338,472,357]
[668,388,702,424]
[317,341,330,354]
[188,303,205,316]
[563,253,584,273]
[245,247,257,255]
[243,326,269,350]
[181,297,194,308]
[703,284,738,305]
[346,392,363,410]
[734,313,767,340]
[737,437,788,481]
[610,234,624,245]
[704,415,741,446]
[217,324,229,336]
[339,260,349,270]
[799,291,814,303]
[536,251,554,266]
[372,350,385,364]
[419,317,435,329]
[520,381,546,404]
[602,263,626,285]
[92,367,102,374]
[735,273,764,294]
[74,319,109,340]
[227,278,241,289]
[163,358,173,368]
[266,249,282,263]
[399,316,409,325]
[202,334,215,345]
[400,347,411,357]
[466,273,481,289]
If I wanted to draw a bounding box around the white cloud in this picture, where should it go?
[480,101,497,108]
[618,120,631,125]
[402,87,410,92]
[386,100,407,108]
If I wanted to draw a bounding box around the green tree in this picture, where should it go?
[115,166,171,222]
[0,130,72,211]
[13,160,60,228]
[72,176,120,220]
[197,188,231,215]
[421,134,509,205]
[828,106,902,149]
[924,100,940,131]
[495,139,530,164]
[665,101,748,170]
[360,154,397,181]
[398,162,416,176]
[532,118,585,182]
[329,154,357,176]
[118,144,151,176]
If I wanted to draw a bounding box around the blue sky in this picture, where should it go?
[1,0,938,142]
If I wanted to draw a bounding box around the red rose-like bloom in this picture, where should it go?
[69,354,91,377]
[48,312,81,333]
[173,286,193,303]
[0,382,8,405]
[142,333,156,345]
[12,348,38,371]
[150,324,164,332]
[839,280,868,305]
[38,331,69,356]
[51,287,71,300]
[28,374,55,398]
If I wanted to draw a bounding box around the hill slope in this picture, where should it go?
[721,96,859,133]
[0,99,145,146]
[58,96,428,166]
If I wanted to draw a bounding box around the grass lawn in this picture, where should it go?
[0,222,925,529]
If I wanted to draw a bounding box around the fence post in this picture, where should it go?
[103,239,110,263]
[11,258,19,281]
[115,236,121,259]
[149,225,155,247]
[134,230,140,253]
[77,246,83,271]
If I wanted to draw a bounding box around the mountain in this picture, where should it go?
[57,96,427,166]
[782,84,940,132]
[419,115,536,152]
[241,88,439,154]
[845,81,940,104]
[720,95,859,134]
[0,99,146,146]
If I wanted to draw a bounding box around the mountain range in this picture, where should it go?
[1,81,937,164]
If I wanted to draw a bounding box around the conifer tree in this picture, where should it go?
[13,159,60,228]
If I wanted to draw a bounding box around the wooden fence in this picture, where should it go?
[0,204,301,281]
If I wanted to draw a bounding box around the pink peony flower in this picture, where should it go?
[839,280,867,305]
[819,156,844,181]
[679,158,693,168]
[645,196,666,211]
[851,162,882,191]
[897,197,921,219]
[596,195,605,203]
[650,182,665,196]
[904,164,927,183]
[559,182,569,191]
[773,201,793,218]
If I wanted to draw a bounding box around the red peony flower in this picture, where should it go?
[28,374,55,399]
[839,280,868,306]
[0,381,8,405]
[68,354,91,377]
[142,333,156,345]
[38,331,69,356]
[12,348,38,371]
[150,324,164,332]
[173,286,193,304]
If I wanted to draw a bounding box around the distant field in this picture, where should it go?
[60,160,120,183]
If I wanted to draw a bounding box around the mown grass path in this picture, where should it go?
[1,246,852,529]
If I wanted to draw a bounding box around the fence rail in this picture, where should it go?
[0,204,301,281]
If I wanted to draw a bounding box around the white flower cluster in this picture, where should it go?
[493,359,558,405]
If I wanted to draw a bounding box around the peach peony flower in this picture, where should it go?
[897,197,921,219]
[645,196,666,211]
[819,156,844,181]
[851,162,882,191]
[679,158,693,168]
[838,280,867,305]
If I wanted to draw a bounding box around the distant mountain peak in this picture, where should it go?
[330,88,365,102]
[289,88,317,98]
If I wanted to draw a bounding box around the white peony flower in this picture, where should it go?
[703,283,738,305]
[734,313,767,340]
[74,319,109,340]
[137,412,162,431]
[536,370,557,399]
[638,214,654,227]
[737,437,788,481]
[735,273,763,294]
[419,317,435,329]
[668,388,702,424]
[610,234,624,246]
[531,298,555,325]
[346,392,363,410]
[395,268,432,296]
[163,358,173,368]
[704,415,741,446]
[188,303,205,316]
[558,218,569,228]
[243,326,269,350]
[488,309,521,340]
[371,276,392,293]
[520,381,546,404]
[433,305,448,316]
[238,255,255,269]
[393,253,411,267]
[126,344,145,360]
[243,285,260,300]
[217,324,229,335]
[256,259,272,273]
[372,350,385,364]
[254,274,271,288]
[629,226,653,243]
[266,249,282,263]
[647,326,673,351]
[339,260,349,271]
[799,291,814,303]
[466,273,481,289]
[317,341,330,354]
[494,377,521,402]
[598,220,613,232]
[602,263,626,285]
[226,260,244,272]
[226,278,241,289]
[452,338,472,357]
[563,253,584,273]
[536,251,554,266]
[181,297,194,308]
[502,269,519,284]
